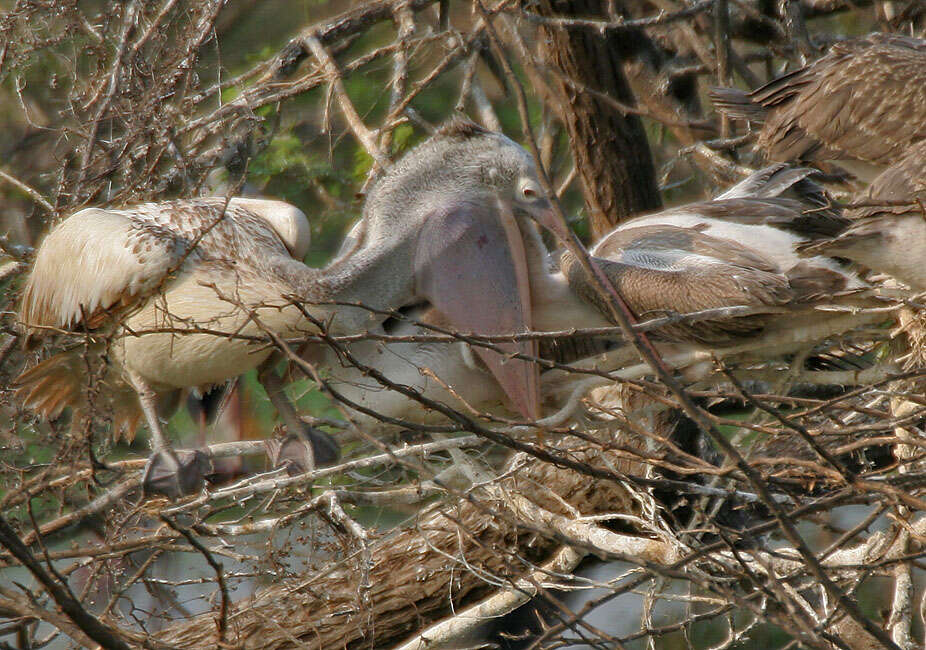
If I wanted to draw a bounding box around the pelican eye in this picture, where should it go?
[518,178,543,202]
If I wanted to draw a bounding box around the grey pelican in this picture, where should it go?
[15,119,560,496]
[712,33,926,183]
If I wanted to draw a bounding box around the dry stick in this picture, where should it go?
[0,516,133,650]
[286,305,788,506]
[885,530,913,647]
[470,77,503,132]
[270,0,438,79]
[129,0,180,55]
[713,0,731,138]
[163,435,483,517]
[475,5,902,648]
[182,4,442,130]
[18,478,141,547]
[392,546,586,650]
[714,359,855,480]
[429,488,789,643]
[510,0,715,31]
[383,1,414,149]
[494,476,862,650]
[529,508,926,649]
[74,0,140,195]
[160,515,229,646]
[0,168,54,214]
[305,35,389,169]
[113,300,875,345]
[376,0,518,133]
[0,588,97,649]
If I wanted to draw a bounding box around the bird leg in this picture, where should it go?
[126,370,211,499]
[257,354,340,475]
[189,382,243,482]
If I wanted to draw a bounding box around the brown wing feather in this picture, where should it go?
[851,140,926,220]
[594,225,780,273]
[563,226,805,344]
[720,33,926,165]
[13,346,143,441]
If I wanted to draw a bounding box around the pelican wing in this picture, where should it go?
[20,207,189,335]
[719,34,926,165]
[567,225,848,344]
[20,197,307,338]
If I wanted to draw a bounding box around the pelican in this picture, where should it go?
[712,33,926,183]
[15,119,561,496]
[558,165,873,353]
[797,140,926,291]
[305,307,509,432]
[307,292,611,435]
[306,166,870,433]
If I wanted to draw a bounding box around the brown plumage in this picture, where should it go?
[712,33,926,180]
[13,345,147,440]
[561,225,848,344]
[797,140,926,289]
[559,165,866,347]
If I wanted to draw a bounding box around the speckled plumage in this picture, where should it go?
[16,197,323,429]
[20,197,311,336]
[712,33,926,176]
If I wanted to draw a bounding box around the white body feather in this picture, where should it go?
[615,209,857,283]
[316,322,506,432]
[21,197,317,392]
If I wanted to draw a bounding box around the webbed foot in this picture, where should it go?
[142,448,213,499]
[266,424,340,476]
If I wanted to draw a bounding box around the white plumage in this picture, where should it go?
[20,198,318,390]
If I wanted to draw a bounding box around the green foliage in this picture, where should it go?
[249,133,328,192]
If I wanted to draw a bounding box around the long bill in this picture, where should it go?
[413,197,541,421]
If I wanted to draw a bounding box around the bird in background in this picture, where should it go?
[711,32,926,184]
[712,33,926,294]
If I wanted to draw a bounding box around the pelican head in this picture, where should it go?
[353,118,555,420]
